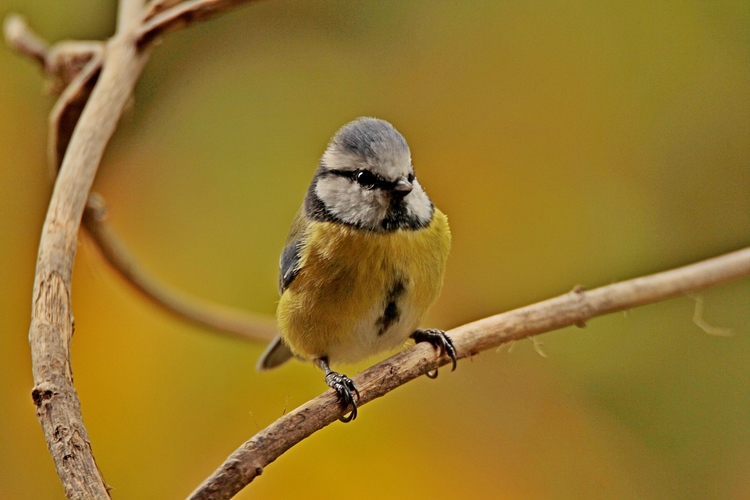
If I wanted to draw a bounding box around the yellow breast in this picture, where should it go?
[277,209,450,364]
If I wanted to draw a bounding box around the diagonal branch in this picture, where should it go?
[82,194,277,342]
[188,246,750,500]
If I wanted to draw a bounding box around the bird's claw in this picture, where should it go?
[412,328,458,378]
[325,371,360,422]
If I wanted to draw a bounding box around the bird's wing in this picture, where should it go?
[278,206,307,295]
[259,207,309,371]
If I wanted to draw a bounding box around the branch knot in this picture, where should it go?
[31,382,57,407]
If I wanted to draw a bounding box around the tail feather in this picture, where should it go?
[257,335,295,371]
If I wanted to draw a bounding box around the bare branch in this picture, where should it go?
[138,0,262,46]
[83,194,277,342]
[189,246,750,500]
[19,0,149,497]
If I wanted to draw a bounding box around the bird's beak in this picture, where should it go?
[392,178,413,197]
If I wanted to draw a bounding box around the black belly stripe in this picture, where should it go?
[377,280,406,335]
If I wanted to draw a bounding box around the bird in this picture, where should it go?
[257,117,455,422]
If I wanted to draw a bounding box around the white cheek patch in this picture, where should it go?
[405,181,433,225]
[315,177,390,229]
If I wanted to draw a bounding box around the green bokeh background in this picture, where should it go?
[2,1,750,498]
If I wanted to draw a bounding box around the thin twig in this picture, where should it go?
[138,0,261,46]
[687,293,732,337]
[144,0,186,21]
[4,14,49,64]
[3,14,103,87]
[83,194,277,342]
[188,246,750,500]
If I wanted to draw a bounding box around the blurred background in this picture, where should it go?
[2,1,749,498]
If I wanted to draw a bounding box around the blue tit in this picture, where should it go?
[257,117,455,422]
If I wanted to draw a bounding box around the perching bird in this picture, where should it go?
[257,117,455,422]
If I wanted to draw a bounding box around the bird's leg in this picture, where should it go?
[315,357,360,422]
[411,328,458,379]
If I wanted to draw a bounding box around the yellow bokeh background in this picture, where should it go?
[2,1,750,498]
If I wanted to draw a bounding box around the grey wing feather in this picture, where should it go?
[256,335,295,371]
[278,240,302,294]
[257,207,309,371]
[277,206,308,294]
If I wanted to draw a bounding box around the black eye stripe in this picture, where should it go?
[328,169,400,190]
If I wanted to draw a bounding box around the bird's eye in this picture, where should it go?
[407,173,415,183]
[356,170,377,188]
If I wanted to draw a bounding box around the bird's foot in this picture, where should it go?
[324,371,360,422]
[316,357,360,422]
[411,328,458,379]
